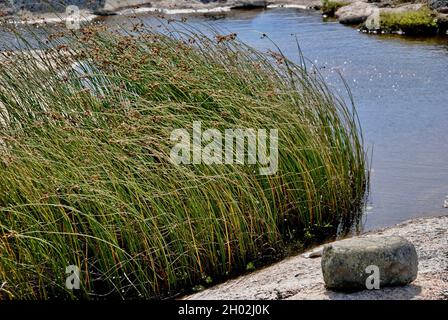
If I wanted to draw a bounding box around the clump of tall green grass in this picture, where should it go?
[0,22,367,299]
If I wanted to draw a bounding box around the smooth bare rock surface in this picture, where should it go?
[335,2,376,25]
[184,216,448,300]
[321,236,418,291]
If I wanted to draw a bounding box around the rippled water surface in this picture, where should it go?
[3,7,448,230]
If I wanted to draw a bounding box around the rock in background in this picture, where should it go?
[0,0,105,13]
[321,236,418,291]
[335,1,375,25]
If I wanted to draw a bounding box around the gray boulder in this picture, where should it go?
[335,1,376,25]
[321,235,418,291]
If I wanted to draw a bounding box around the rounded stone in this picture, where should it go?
[335,2,376,25]
[321,235,418,291]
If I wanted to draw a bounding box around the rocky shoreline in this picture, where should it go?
[326,0,448,35]
[1,1,447,36]
[184,215,448,300]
